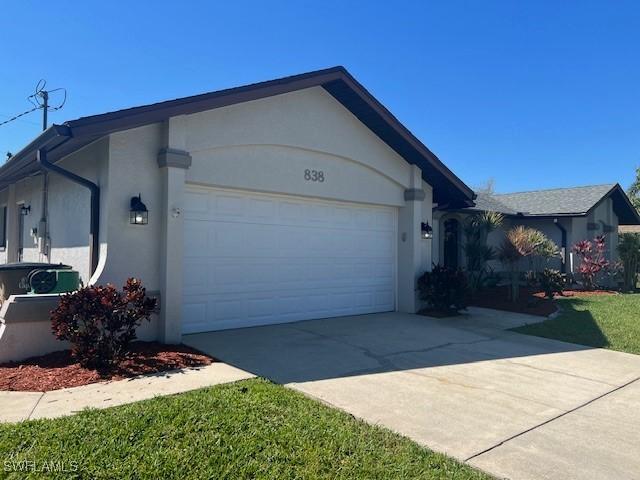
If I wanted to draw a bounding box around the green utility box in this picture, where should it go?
[28,269,80,295]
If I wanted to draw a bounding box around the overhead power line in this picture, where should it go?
[0,106,41,127]
[0,79,67,130]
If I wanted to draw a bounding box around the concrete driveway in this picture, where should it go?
[184,309,640,480]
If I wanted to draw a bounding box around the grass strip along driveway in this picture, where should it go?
[0,378,489,480]
[513,293,640,355]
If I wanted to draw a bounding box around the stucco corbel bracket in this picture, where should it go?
[157,148,192,169]
[404,188,426,202]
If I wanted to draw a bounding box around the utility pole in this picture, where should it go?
[36,85,53,261]
[41,89,48,131]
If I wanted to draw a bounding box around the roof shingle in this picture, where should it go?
[471,184,617,216]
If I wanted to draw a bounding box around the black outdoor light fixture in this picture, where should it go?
[20,204,31,216]
[130,194,148,225]
[421,221,433,239]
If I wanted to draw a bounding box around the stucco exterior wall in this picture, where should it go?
[93,124,164,292]
[568,198,619,273]
[0,187,8,264]
[0,85,439,356]
[420,181,434,273]
[92,87,427,294]
[184,87,410,206]
[9,138,109,284]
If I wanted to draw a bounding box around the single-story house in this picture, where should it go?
[1,67,638,363]
[434,184,640,274]
[0,66,477,361]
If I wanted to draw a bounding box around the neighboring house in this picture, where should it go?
[433,184,640,274]
[0,66,476,361]
[619,225,640,234]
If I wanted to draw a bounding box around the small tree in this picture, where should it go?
[51,278,157,369]
[618,233,640,291]
[572,235,610,290]
[498,226,560,302]
[628,166,640,213]
[463,211,504,293]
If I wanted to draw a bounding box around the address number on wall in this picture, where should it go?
[304,169,325,182]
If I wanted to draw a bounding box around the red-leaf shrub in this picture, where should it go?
[51,278,157,369]
[572,235,610,290]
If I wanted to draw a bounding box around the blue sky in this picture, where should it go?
[1,1,638,193]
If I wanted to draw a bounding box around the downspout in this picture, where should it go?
[36,148,100,276]
[553,218,567,273]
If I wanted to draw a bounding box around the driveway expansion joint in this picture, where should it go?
[464,375,640,462]
[25,392,45,420]
[505,358,620,387]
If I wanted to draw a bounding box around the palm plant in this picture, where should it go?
[618,233,640,291]
[498,226,560,302]
[463,211,504,293]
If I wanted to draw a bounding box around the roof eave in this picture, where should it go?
[0,124,72,185]
[0,67,475,206]
[602,184,640,225]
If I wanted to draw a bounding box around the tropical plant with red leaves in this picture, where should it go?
[51,278,157,369]
[572,235,610,290]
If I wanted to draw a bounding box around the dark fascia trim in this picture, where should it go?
[587,183,640,226]
[66,68,347,137]
[0,125,72,189]
[0,66,474,205]
[328,70,476,203]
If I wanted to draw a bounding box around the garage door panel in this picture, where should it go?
[183,186,396,333]
[214,297,246,321]
[183,191,210,218]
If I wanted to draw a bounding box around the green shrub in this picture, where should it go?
[539,268,566,299]
[417,265,468,313]
[618,233,640,291]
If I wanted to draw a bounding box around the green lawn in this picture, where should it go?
[0,379,488,480]
[513,293,640,355]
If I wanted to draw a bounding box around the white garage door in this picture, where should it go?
[182,186,397,333]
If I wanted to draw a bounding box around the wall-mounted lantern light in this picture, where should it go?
[421,221,433,239]
[130,194,148,225]
[20,204,31,216]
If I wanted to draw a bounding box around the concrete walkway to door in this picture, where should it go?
[184,309,640,480]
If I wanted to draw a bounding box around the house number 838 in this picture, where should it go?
[304,169,325,182]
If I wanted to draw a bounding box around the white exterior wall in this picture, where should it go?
[420,181,434,273]
[0,85,440,352]
[184,87,410,206]
[95,87,429,291]
[569,198,619,274]
[29,86,434,343]
[0,188,8,264]
[93,124,164,292]
[8,138,109,284]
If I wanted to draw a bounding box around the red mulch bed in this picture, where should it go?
[555,289,619,297]
[0,342,214,392]
[469,286,620,317]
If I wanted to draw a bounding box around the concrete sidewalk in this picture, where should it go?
[0,362,253,423]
